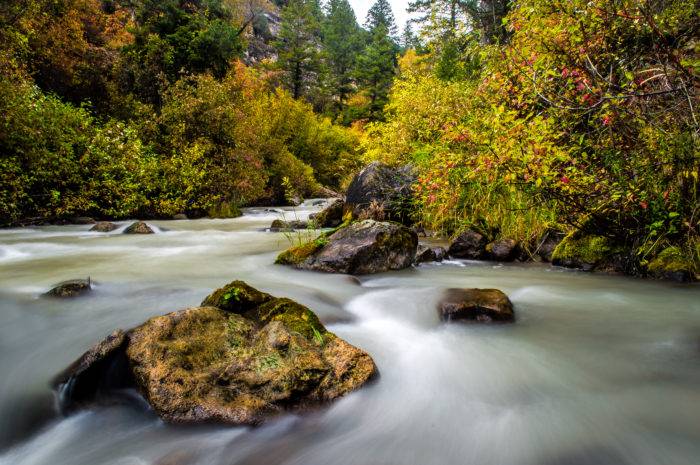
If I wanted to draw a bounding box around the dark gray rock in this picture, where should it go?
[90,222,119,233]
[309,199,344,228]
[270,219,307,231]
[345,162,416,223]
[535,230,565,262]
[123,221,155,234]
[298,220,418,275]
[415,244,447,264]
[45,279,92,298]
[448,230,487,259]
[71,217,96,225]
[172,214,188,220]
[439,288,515,323]
[486,239,519,262]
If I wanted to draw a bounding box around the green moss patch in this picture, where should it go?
[648,246,695,275]
[552,233,615,266]
[202,280,272,313]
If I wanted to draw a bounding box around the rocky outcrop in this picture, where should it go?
[54,281,376,425]
[345,162,416,224]
[45,279,92,298]
[90,222,119,232]
[448,230,487,259]
[278,220,418,275]
[438,288,515,323]
[485,239,519,262]
[309,199,344,228]
[415,244,447,264]
[123,221,155,234]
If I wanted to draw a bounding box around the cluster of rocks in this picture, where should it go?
[88,221,156,234]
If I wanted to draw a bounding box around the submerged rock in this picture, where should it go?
[45,279,92,298]
[90,221,119,233]
[438,288,514,323]
[309,199,344,228]
[54,281,376,425]
[485,239,519,262]
[278,220,418,275]
[123,221,155,235]
[448,230,488,259]
[345,162,416,223]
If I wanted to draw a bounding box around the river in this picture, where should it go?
[1,200,699,465]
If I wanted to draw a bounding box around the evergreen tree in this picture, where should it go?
[365,0,398,37]
[407,0,470,36]
[322,0,363,110]
[400,21,420,51]
[355,24,398,120]
[275,0,323,100]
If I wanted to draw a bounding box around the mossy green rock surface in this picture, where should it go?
[551,233,618,271]
[647,247,696,282]
[277,220,418,275]
[55,281,376,425]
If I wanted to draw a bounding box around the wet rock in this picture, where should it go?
[415,244,447,264]
[172,214,188,220]
[71,217,96,225]
[123,221,155,234]
[485,239,519,262]
[270,219,307,231]
[438,288,514,323]
[90,221,119,232]
[54,281,376,426]
[647,246,696,282]
[535,229,566,262]
[448,230,487,259]
[281,220,418,275]
[345,162,416,224]
[551,233,618,271]
[311,186,342,198]
[309,199,344,228]
[45,279,92,298]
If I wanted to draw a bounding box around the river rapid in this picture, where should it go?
[1,200,699,465]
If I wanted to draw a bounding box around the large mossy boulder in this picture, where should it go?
[277,220,418,275]
[345,162,416,224]
[438,289,515,323]
[54,281,376,425]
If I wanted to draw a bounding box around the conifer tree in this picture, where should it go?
[364,0,398,37]
[275,0,323,100]
[322,0,363,109]
[355,24,398,119]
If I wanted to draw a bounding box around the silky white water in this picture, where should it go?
[1,200,699,465]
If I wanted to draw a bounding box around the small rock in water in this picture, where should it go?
[486,239,519,262]
[45,278,92,298]
[123,221,155,234]
[415,244,447,264]
[172,213,188,220]
[448,230,488,259]
[90,221,119,232]
[310,199,344,228]
[71,217,96,225]
[438,288,514,323]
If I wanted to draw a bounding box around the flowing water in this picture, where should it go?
[1,200,699,465]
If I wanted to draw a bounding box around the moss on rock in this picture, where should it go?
[647,246,696,282]
[552,233,617,270]
[201,280,272,314]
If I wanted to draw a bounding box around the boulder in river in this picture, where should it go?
[345,162,416,224]
[123,221,155,234]
[45,278,92,298]
[438,288,514,323]
[448,230,488,259]
[90,221,119,233]
[485,239,519,262]
[269,219,308,231]
[277,220,418,275]
[54,281,376,425]
[535,229,566,262]
[309,199,345,228]
[551,233,617,271]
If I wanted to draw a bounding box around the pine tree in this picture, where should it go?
[407,0,470,36]
[274,0,323,100]
[355,24,398,120]
[365,0,398,37]
[322,0,364,110]
[400,21,420,51]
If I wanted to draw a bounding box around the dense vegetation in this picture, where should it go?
[0,0,398,224]
[1,0,698,277]
[363,0,699,276]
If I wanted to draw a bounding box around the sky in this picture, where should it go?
[349,0,413,30]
